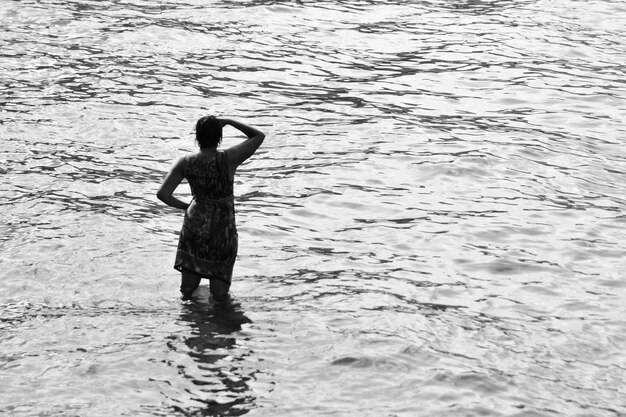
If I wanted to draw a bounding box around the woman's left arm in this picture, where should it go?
[156,157,189,210]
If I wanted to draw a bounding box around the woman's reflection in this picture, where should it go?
[174,288,254,416]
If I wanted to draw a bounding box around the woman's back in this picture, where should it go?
[184,152,233,202]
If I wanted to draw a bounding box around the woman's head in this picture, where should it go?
[195,115,222,149]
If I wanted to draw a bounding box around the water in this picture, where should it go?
[1,0,625,415]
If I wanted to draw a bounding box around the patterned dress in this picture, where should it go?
[174,152,238,283]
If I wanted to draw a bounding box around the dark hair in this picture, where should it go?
[195,115,222,148]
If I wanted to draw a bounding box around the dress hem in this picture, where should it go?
[174,250,234,284]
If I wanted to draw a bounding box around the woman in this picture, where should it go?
[157,116,265,301]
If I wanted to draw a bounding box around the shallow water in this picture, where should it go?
[1,0,625,415]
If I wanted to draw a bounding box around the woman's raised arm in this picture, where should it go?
[221,118,266,173]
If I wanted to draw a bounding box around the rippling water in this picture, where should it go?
[1,0,625,415]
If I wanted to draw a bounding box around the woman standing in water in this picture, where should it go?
[157,116,265,301]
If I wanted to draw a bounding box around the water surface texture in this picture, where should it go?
[1,0,625,416]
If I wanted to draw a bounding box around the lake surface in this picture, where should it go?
[1,0,625,416]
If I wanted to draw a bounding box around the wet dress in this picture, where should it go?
[174,152,238,284]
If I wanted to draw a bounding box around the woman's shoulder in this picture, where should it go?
[181,152,202,165]
[173,153,196,174]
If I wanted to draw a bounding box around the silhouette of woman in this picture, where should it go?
[157,116,265,300]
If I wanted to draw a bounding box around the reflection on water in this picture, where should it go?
[171,291,254,416]
[1,0,625,415]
